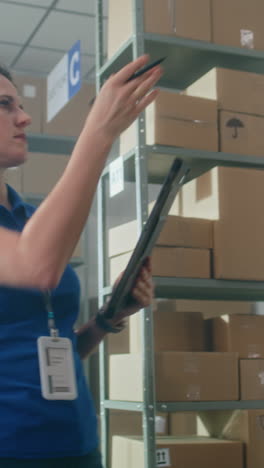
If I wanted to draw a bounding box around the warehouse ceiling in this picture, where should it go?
[0,0,108,82]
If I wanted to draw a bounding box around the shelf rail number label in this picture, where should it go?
[156,448,171,467]
[109,156,124,198]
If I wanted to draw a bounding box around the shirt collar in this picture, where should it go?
[6,184,34,219]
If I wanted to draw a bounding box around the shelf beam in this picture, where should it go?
[28,133,76,155]
[104,399,264,412]
[102,146,264,184]
[99,35,264,89]
[154,277,264,301]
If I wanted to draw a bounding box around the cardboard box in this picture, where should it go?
[108,216,213,258]
[213,218,264,281]
[212,315,264,358]
[106,325,130,354]
[22,152,69,195]
[5,167,23,193]
[112,435,243,468]
[43,82,95,137]
[14,74,44,134]
[110,247,211,284]
[212,0,264,50]
[169,412,197,436]
[240,359,264,400]
[109,352,239,401]
[219,111,264,156]
[222,410,264,468]
[120,91,218,155]
[155,299,253,319]
[213,168,264,280]
[107,411,196,438]
[129,308,205,353]
[108,410,168,438]
[108,0,211,58]
[105,410,169,463]
[186,67,264,117]
[182,166,264,280]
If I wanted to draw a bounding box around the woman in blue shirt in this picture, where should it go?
[0,57,162,467]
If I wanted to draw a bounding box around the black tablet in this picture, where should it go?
[104,157,190,319]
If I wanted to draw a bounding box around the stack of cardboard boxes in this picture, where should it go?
[109,298,248,467]
[109,304,264,468]
[185,67,264,281]
[108,0,264,59]
[212,314,264,400]
[107,1,264,282]
[113,66,264,282]
[108,214,213,282]
[106,1,264,467]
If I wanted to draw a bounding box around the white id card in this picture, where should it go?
[37,336,78,400]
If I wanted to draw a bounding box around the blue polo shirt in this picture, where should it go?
[0,185,98,459]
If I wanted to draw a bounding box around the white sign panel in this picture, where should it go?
[47,40,81,122]
[109,156,124,198]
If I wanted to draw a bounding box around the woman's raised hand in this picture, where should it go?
[85,55,163,141]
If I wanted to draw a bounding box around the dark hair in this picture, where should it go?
[0,64,13,83]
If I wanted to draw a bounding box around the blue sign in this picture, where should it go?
[68,40,81,100]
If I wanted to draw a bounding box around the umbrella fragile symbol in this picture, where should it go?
[226,118,244,138]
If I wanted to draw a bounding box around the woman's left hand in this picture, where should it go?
[112,257,154,325]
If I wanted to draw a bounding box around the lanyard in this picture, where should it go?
[42,290,59,338]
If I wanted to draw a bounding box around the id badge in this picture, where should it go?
[37,336,78,400]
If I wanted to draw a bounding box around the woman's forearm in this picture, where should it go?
[75,316,108,359]
[0,126,113,290]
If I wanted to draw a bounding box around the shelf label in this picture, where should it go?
[156,448,171,467]
[109,156,124,197]
[47,40,81,122]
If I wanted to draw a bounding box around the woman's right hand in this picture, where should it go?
[85,54,163,142]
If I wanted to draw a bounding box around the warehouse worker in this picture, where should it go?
[0,55,162,468]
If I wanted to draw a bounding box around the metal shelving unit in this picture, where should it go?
[96,1,264,467]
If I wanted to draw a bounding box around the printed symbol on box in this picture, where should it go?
[240,29,254,49]
[226,118,244,139]
[156,448,171,467]
[109,156,124,198]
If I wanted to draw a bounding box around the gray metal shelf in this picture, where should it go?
[104,400,264,412]
[99,35,264,89]
[28,133,76,155]
[154,277,264,301]
[96,2,264,467]
[102,277,264,302]
[102,146,264,184]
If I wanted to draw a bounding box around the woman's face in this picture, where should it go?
[0,74,31,168]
